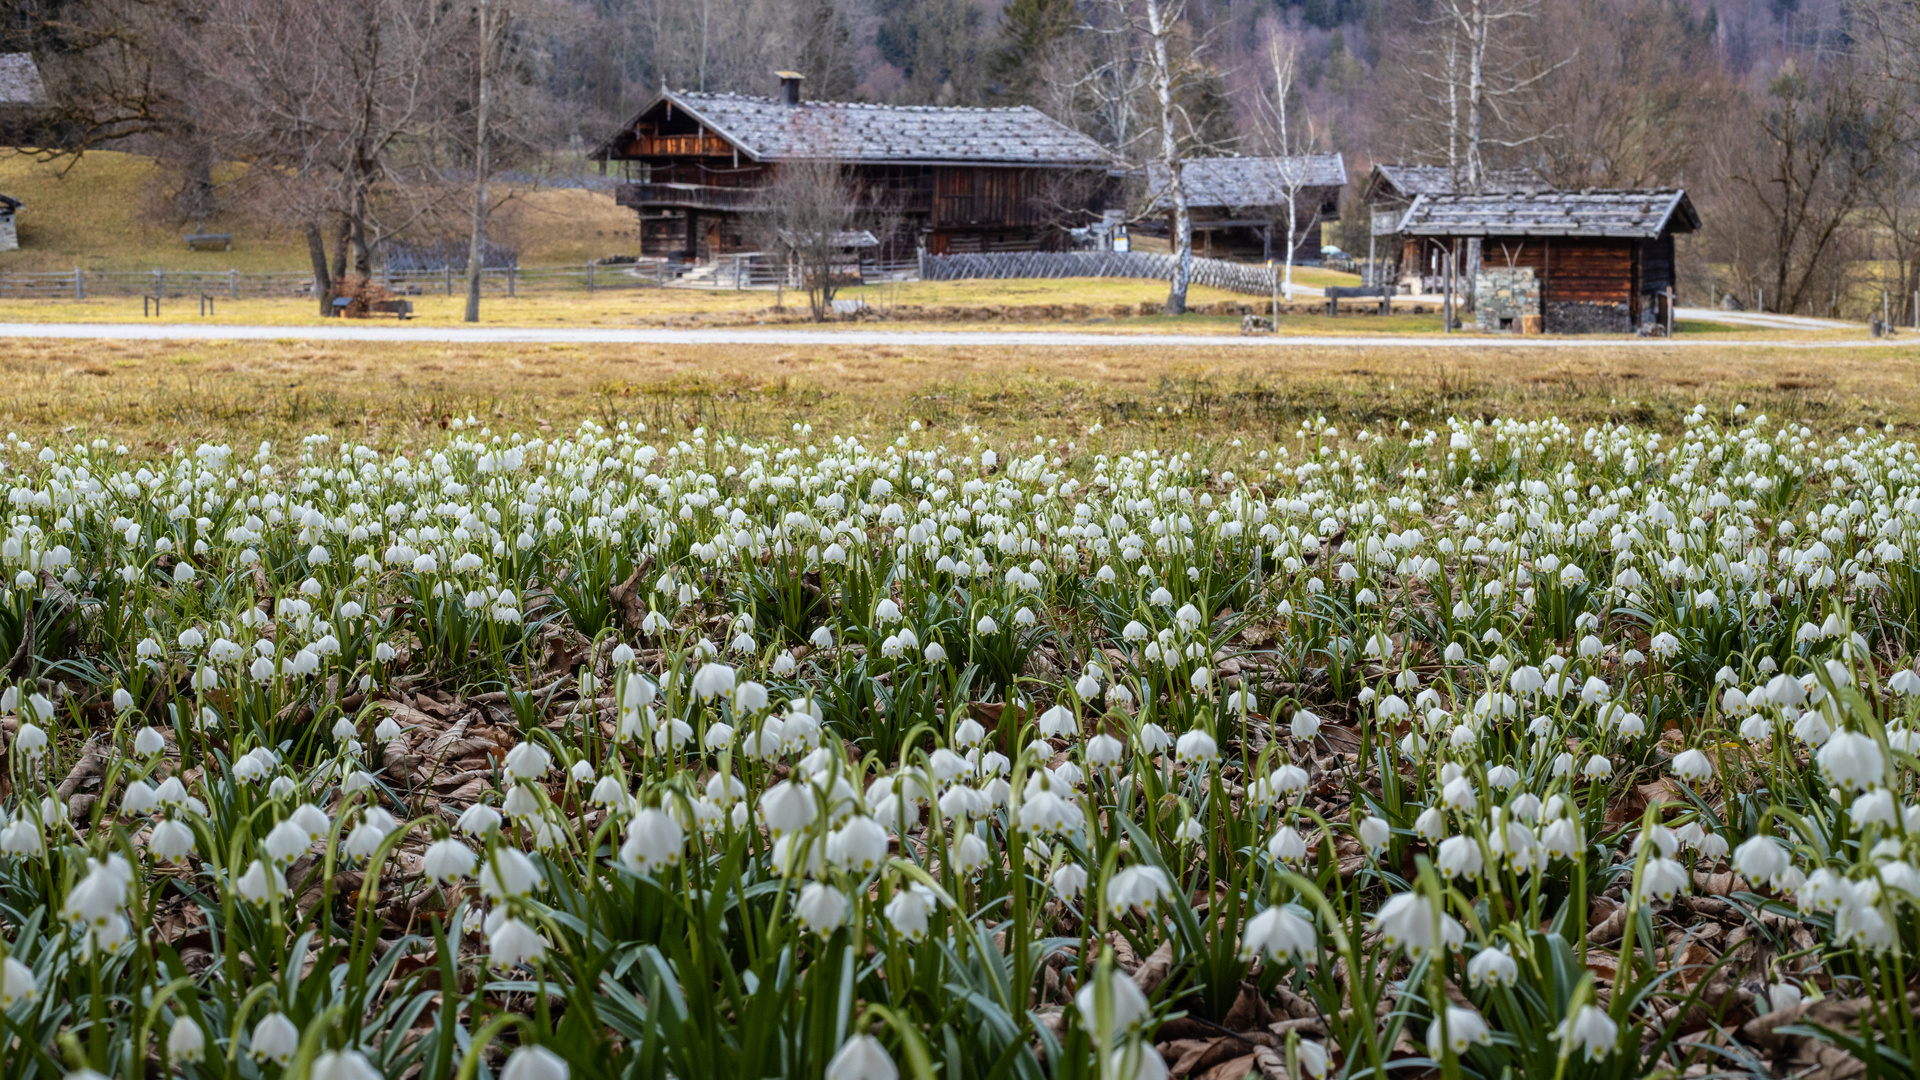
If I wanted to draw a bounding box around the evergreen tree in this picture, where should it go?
[989,0,1076,103]
[795,0,858,101]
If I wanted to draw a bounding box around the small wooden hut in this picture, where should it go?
[1142,154,1346,263]
[1395,189,1701,333]
[0,193,19,251]
[1361,164,1549,290]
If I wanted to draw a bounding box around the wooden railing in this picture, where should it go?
[627,133,734,156]
[615,183,769,211]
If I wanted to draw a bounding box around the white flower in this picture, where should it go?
[1816,731,1883,791]
[826,1035,898,1080]
[1038,704,1077,738]
[1240,904,1317,963]
[1670,748,1713,783]
[166,1015,205,1063]
[1357,815,1390,853]
[1426,1004,1491,1057]
[488,915,547,970]
[1174,729,1218,765]
[1,956,38,1008]
[503,1045,568,1076]
[478,848,541,899]
[1437,835,1483,880]
[884,882,938,940]
[828,816,890,873]
[1106,865,1171,916]
[1074,967,1152,1034]
[251,1012,300,1064]
[1368,892,1464,960]
[796,882,849,935]
[1467,945,1518,987]
[1051,862,1089,900]
[759,781,817,838]
[312,1049,382,1080]
[1639,857,1691,902]
[424,839,477,884]
[1556,1004,1618,1061]
[620,808,685,874]
[503,740,552,782]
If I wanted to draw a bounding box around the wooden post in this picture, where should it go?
[230,268,239,301]
[588,261,596,292]
[74,265,83,300]
[508,265,516,297]
[446,266,453,295]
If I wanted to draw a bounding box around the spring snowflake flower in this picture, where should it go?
[1557,1005,1618,1061]
[1369,892,1465,960]
[1240,904,1317,963]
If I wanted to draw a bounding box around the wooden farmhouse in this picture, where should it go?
[1144,154,1346,263]
[592,75,1117,263]
[1361,164,1549,290]
[1396,189,1701,333]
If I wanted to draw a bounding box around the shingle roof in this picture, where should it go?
[0,193,19,213]
[1363,164,1548,202]
[0,54,47,106]
[605,90,1113,166]
[1146,154,1346,210]
[1397,189,1700,239]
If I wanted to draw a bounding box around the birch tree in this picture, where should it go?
[1252,32,1323,304]
[1139,0,1194,313]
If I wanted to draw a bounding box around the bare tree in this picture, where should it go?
[1711,63,1895,315]
[463,0,507,323]
[190,0,472,313]
[1405,0,1561,191]
[1250,31,1324,303]
[1122,0,1196,313]
[749,155,861,322]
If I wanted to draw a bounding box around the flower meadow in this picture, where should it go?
[1,407,1919,1080]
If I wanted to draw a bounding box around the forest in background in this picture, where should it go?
[3,0,1919,319]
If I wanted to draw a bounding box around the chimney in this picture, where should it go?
[775,71,804,106]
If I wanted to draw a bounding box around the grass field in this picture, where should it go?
[3,333,1915,449]
[0,149,639,272]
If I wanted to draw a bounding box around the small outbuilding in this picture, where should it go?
[1361,164,1549,290]
[1395,188,1700,333]
[1144,154,1346,263]
[0,193,19,251]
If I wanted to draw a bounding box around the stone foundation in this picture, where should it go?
[1474,267,1539,330]
[1545,300,1631,334]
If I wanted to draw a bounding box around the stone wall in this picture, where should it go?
[1474,267,1539,330]
[1545,300,1632,334]
[0,213,15,253]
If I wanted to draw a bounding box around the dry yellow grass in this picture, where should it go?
[0,150,638,272]
[5,333,1915,450]
[0,288,1860,342]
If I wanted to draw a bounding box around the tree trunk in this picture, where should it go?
[464,0,496,323]
[306,219,334,316]
[1145,0,1190,314]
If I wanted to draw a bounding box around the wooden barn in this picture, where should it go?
[1361,164,1549,290]
[591,74,1117,262]
[1142,154,1346,263]
[1395,189,1701,333]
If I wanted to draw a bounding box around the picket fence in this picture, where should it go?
[918,250,1281,296]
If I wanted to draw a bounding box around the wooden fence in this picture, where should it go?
[918,250,1280,296]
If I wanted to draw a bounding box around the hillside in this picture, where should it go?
[0,150,640,273]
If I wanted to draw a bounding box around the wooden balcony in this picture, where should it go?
[623,133,734,156]
[616,183,770,212]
